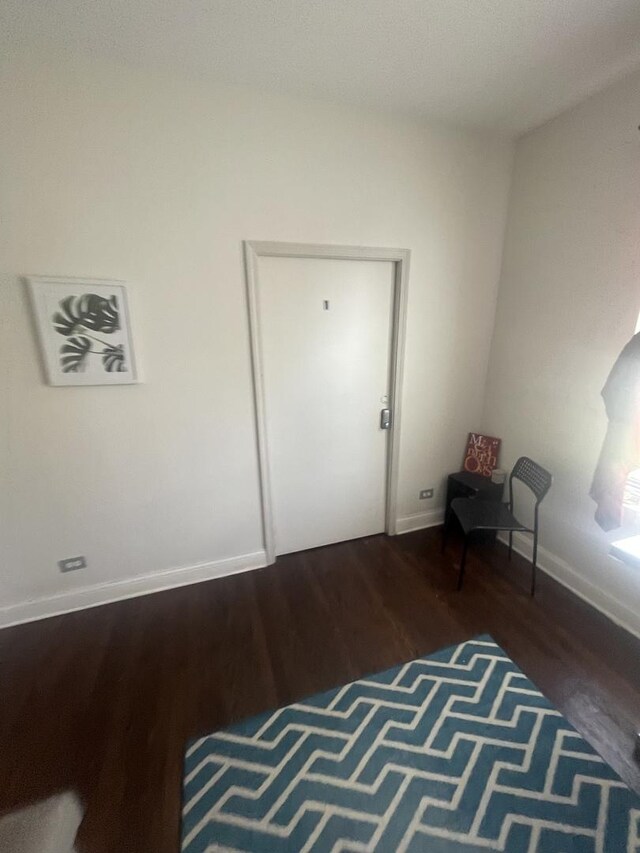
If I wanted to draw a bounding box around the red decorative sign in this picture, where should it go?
[462,433,501,477]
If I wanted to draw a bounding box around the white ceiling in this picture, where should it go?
[3,0,640,135]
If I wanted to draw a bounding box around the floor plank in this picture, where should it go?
[0,528,638,852]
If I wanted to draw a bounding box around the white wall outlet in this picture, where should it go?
[419,489,434,500]
[58,556,87,572]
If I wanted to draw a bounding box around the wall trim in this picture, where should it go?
[3,529,637,641]
[0,550,267,630]
[395,507,445,534]
[499,532,640,642]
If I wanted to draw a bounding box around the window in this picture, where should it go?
[622,468,640,527]
[611,469,640,567]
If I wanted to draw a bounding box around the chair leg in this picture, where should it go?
[508,531,513,561]
[531,534,538,597]
[441,511,450,553]
[457,536,469,591]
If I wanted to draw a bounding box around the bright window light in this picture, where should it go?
[622,468,640,526]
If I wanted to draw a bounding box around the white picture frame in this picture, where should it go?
[26,276,139,386]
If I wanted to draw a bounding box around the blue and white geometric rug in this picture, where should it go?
[181,637,640,851]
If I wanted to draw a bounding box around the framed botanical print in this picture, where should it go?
[26,276,139,386]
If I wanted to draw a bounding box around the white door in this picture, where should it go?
[259,256,395,555]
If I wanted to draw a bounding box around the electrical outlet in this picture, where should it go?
[419,488,434,500]
[58,555,87,573]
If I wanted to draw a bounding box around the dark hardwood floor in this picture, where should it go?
[1,527,639,852]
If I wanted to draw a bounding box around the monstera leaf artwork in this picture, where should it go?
[52,293,127,374]
[60,335,92,372]
[102,344,125,372]
[27,277,138,386]
[53,294,120,336]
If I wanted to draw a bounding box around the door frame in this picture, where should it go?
[244,241,410,564]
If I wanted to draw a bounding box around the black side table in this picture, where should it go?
[445,471,504,541]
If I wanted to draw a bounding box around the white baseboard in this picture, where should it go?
[499,532,640,642]
[5,527,638,642]
[395,507,445,534]
[395,511,640,640]
[0,550,267,630]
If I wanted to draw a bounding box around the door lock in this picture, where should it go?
[380,408,392,430]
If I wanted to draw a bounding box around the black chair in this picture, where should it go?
[442,456,552,595]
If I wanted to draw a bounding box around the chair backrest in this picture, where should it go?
[510,456,552,507]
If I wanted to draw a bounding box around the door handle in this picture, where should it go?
[380,408,392,430]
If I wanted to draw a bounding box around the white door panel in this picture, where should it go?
[259,256,394,555]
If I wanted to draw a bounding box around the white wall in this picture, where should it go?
[0,55,513,623]
[482,68,640,638]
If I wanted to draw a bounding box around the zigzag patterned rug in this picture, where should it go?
[181,637,640,851]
